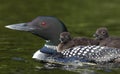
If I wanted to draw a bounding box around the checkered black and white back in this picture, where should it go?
[61,45,120,62]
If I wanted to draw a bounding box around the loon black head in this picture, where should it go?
[5,16,68,45]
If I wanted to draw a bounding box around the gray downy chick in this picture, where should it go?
[57,32,99,52]
[94,27,120,49]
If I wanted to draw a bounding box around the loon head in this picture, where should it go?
[5,16,68,45]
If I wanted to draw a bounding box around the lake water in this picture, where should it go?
[0,0,120,74]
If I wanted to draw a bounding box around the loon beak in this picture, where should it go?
[5,23,34,31]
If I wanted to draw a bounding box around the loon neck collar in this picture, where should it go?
[45,40,59,46]
[44,40,58,49]
[40,40,58,54]
[44,44,57,50]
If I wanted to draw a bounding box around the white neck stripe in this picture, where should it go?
[44,44,57,50]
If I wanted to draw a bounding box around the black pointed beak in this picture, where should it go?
[5,23,34,31]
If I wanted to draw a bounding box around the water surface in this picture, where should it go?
[0,0,120,74]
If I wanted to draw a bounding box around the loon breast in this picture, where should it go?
[61,45,120,63]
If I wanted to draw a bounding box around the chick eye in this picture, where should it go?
[102,31,105,34]
[41,21,46,26]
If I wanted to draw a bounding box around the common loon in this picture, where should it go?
[5,16,120,63]
[94,27,120,49]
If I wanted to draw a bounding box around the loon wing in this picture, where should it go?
[61,45,120,63]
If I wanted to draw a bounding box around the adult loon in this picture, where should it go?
[5,16,120,63]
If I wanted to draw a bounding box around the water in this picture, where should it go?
[0,0,120,74]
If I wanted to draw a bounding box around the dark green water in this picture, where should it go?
[0,0,120,74]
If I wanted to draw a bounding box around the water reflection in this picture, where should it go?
[36,56,120,74]
[11,57,27,62]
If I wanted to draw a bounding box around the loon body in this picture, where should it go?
[61,45,120,63]
[5,16,120,63]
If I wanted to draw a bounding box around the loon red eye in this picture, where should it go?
[41,21,46,26]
